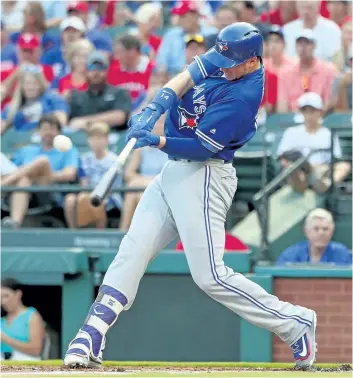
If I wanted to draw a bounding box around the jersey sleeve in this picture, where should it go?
[195,99,254,153]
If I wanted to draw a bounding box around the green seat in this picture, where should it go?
[104,26,130,39]
[264,113,300,134]
[323,112,352,129]
[65,131,89,153]
[1,129,36,157]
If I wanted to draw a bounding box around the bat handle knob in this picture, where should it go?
[90,195,102,207]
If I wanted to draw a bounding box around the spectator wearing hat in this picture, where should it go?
[9,1,59,52]
[52,39,94,99]
[155,1,217,80]
[107,35,155,113]
[277,92,351,194]
[326,1,351,28]
[263,25,295,77]
[67,1,113,54]
[1,33,55,111]
[277,208,352,265]
[64,122,122,229]
[1,67,68,134]
[1,115,79,228]
[129,2,163,59]
[185,34,207,65]
[68,51,131,132]
[283,0,341,62]
[277,29,338,113]
[260,1,297,26]
[41,16,87,78]
[204,4,238,49]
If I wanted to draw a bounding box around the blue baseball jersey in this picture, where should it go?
[165,67,264,161]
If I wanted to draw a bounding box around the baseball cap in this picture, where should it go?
[17,33,40,50]
[296,29,316,43]
[171,1,199,16]
[268,25,284,40]
[87,51,109,70]
[185,34,205,46]
[67,1,89,13]
[298,92,323,110]
[60,16,86,33]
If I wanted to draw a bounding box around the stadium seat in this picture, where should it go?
[265,112,303,133]
[323,112,352,129]
[1,129,36,157]
[65,130,89,153]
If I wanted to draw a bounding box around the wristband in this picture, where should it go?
[151,87,178,114]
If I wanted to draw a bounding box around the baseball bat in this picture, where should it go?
[90,138,137,207]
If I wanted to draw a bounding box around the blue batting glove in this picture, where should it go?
[129,129,160,149]
[127,103,162,134]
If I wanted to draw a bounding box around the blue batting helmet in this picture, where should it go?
[204,22,263,69]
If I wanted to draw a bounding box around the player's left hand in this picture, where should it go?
[127,103,161,134]
[129,129,160,149]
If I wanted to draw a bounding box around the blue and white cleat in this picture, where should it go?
[64,326,105,368]
[291,311,317,369]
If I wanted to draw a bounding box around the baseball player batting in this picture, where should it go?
[64,23,317,369]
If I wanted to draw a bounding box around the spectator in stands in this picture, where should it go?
[9,1,58,52]
[1,1,26,32]
[1,68,68,135]
[64,122,121,229]
[283,0,341,62]
[185,34,207,66]
[259,1,297,26]
[119,115,168,231]
[277,208,352,265]
[52,39,94,99]
[263,25,295,77]
[1,115,79,228]
[68,51,131,132]
[204,4,237,49]
[1,22,18,74]
[108,34,155,112]
[130,2,163,58]
[327,0,351,28]
[1,278,46,360]
[277,29,337,113]
[176,232,249,252]
[332,20,352,73]
[1,33,55,110]
[156,1,217,80]
[41,16,87,78]
[67,1,112,54]
[232,1,271,39]
[277,92,351,194]
[333,45,352,111]
[39,0,67,30]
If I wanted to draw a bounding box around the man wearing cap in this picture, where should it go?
[277,208,352,266]
[107,34,155,112]
[283,0,341,61]
[68,51,131,131]
[263,25,295,77]
[277,92,351,193]
[156,1,216,79]
[277,29,338,113]
[41,16,86,78]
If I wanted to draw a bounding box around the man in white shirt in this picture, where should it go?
[277,92,351,193]
[283,0,341,62]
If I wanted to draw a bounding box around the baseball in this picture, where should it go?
[54,135,73,152]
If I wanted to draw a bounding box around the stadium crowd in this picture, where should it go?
[1,0,352,231]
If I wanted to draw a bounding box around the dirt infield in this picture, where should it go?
[1,362,352,378]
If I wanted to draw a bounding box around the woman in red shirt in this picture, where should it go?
[55,39,94,99]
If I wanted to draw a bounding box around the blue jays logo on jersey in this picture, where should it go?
[218,41,228,52]
[177,107,198,130]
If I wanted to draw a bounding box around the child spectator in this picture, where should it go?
[52,39,94,99]
[277,208,352,265]
[64,122,121,229]
[41,16,87,78]
[277,29,337,113]
[1,115,79,229]
[68,51,131,132]
[119,115,168,231]
[1,278,46,360]
[277,92,351,194]
[130,2,163,59]
[1,68,68,135]
[108,34,155,112]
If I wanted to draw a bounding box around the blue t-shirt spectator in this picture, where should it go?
[13,144,80,173]
[2,91,68,132]
[276,241,352,266]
